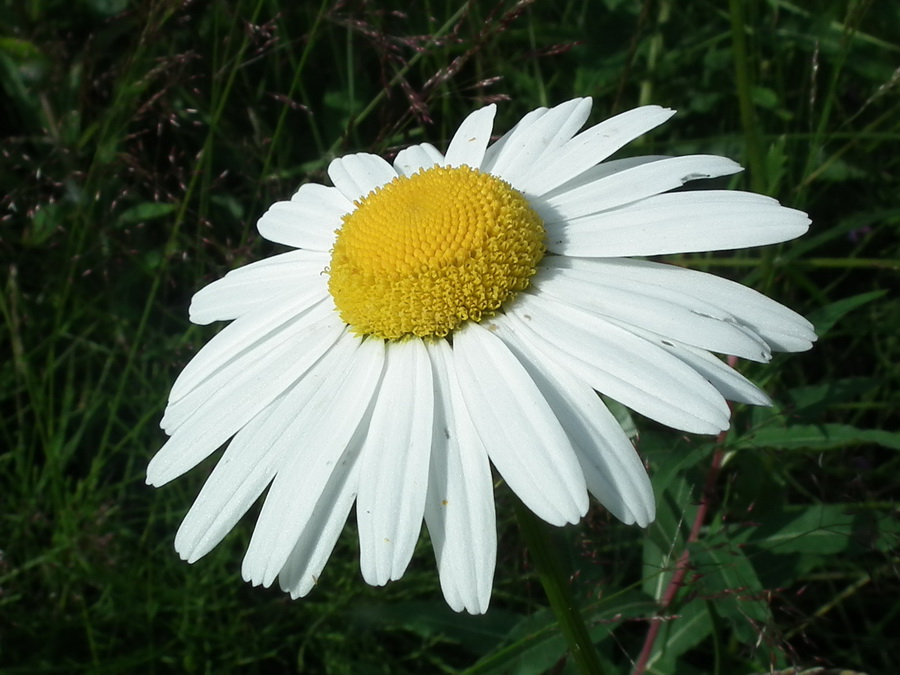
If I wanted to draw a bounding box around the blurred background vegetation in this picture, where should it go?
[1,0,897,672]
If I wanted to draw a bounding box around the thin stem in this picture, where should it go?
[515,500,606,675]
[633,357,736,674]
[728,0,775,290]
[728,0,766,194]
[326,1,472,157]
[632,445,724,675]
[638,0,669,108]
[97,0,268,454]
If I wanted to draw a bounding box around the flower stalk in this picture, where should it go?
[515,499,607,675]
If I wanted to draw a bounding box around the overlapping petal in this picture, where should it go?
[523,105,676,196]
[444,104,496,169]
[257,183,350,251]
[327,152,397,203]
[356,338,434,586]
[540,256,816,352]
[189,250,329,325]
[148,307,344,486]
[492,318,654,526]
[166,282,331,408]
[530,266,772,362]
[535,155,743,222]
[484,98,592,187]
[424,339,496,613]
[453,322,589,526]
[174,331,361,563]
[504,293,732,434]
[394,143,444,177]
[275,341,386,598]
[546,190,811,257]
[241,336,385,587]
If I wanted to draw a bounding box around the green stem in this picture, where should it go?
[728,0,775,290]
[638,0,669,108]
[515,500,606,675]
[728,0,765,194]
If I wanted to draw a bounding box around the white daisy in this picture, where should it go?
[148,98,815,614]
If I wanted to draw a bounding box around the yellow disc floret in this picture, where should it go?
[328,165,545,340]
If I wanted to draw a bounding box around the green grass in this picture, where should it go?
[2,0,898,672]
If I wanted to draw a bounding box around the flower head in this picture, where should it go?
[148,98,815,614]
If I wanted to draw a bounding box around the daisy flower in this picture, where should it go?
[148,98,815,614]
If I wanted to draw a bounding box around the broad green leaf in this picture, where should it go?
[117,202,178,226]
[210,194,245,222]
[641,435,710,599]
[350,601,519,656]
[816,156,868,182]
[468,592,653,675]
[643,472,698,601]
[805,290,885,339]
[463,609,570,675]
[734,423,900,451]
[644,435,710,495]
[689,535,771,643]
[0,37,44,60]
[584,589,657,626]
[644,599,713,675]
[751,85,779,109]
[787,377,880,416]
[26,203,62,246]
[741,504,856,555]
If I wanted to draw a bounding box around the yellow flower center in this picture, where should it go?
[328,165,545,340]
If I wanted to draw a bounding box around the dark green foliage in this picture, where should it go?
[1,0,897,672]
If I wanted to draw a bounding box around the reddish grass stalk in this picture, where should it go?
[632,355,738,674]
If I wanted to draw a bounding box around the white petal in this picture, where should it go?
[493,321,655,526]
[538,156,670,201]
[327,152,397,203]
[213,248,328,276]
[531,268,772,362]
[444,104,496,169]
[162,300,333,434]
[189,251,329,325]
[357,339,434,586]
[536,155,743,222]
[486,98,592,188]
[524,106,676,196]
[167,282,331,408]
[546,190,811,257]
[147,310,344,486]
[174,403,278,563]
[393,143,444,177]
[542,257,816,352]
[523,98,592,163]
[257,183,350,251]
[480,106,549,174]
[424,339,496,614]
[610,327,772,406]
[174,331,360,562]
[452,322,588,526]
[240,337,386,587]
[277,454,361,598]
[505,293,731,434]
